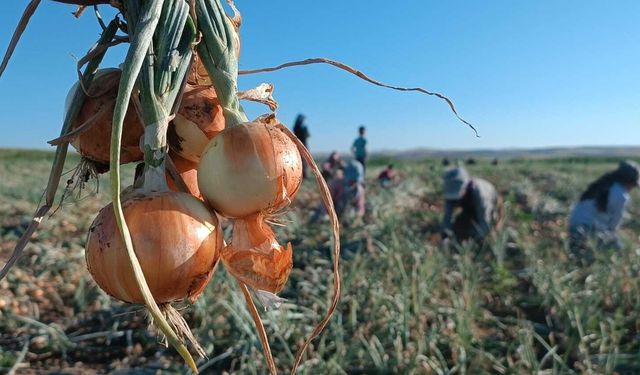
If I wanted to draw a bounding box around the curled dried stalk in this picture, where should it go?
[0,18,119,282]
[275,123,341,375]
[240,57,478,136]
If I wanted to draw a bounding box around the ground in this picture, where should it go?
[1,149,640,374]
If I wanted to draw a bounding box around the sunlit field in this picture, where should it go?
[1,150,640,374]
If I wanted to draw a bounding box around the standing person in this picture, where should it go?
[441,166,499,242]
[351,125,367,175]
[293,114,310,178]
[568,160,640,263]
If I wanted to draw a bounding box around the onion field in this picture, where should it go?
[2,149,640,374]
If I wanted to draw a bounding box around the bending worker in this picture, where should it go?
[568,160,639,262]
[441,166,499,242]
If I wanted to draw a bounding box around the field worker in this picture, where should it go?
[377,164,396,187]
[321,151,345,181]
[568,160,640,261]
[343,159,366,222]
[351,126,368,174]
[309,169,346,224]
[441,166,499,242]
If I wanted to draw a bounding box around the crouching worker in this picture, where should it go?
[309,169,345,224]
[568,160,639,263]
[310,160,365,226]
[342,160,366,224]
[377,164,396,187]
[441,166,499,243]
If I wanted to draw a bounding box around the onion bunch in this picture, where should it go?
[1,0,365,372]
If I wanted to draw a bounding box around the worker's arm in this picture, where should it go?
[441,200,455,238]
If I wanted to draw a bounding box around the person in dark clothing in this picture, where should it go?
[293,114,310,178]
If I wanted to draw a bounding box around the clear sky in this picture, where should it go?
[0,1,638,153]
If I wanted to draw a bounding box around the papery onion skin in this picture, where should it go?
[166,152,202,199]
[198,119,303,218]
[67,68,144,166]
[221,214,293,294]
[188,57,213,86]
[170,84,225,162]
[85,192,222,304]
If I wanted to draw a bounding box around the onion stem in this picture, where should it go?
[194,0,247,127]
[111,0,198,372]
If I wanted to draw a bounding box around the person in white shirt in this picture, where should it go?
[568,160,640,262]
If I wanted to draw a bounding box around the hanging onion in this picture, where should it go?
[166,151,202,199]
[66,68,144,167]
[169,84,225,162]
[197,118,303,218]
[85,191,222,304]
[222,214,292,294]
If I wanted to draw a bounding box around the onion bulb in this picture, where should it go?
[166,152,202,199]
[85,192,222,304]
[66,68,144,166]
[198,118,303,218]
[221,214,292,293]
[169,84,225,162]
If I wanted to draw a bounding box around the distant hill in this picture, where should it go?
[370,146,640,161]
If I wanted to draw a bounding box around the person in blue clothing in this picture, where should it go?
[351,126,367,174]
[568,160,640,263]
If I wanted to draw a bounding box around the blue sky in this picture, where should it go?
[0,1,638,153]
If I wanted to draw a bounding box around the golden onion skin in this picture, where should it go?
[221,215,292,293]
[170,84,225,162]
[67,69,144,166]
[85,192,222,304]
[197,120,303,218]
[166,151,203,199]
